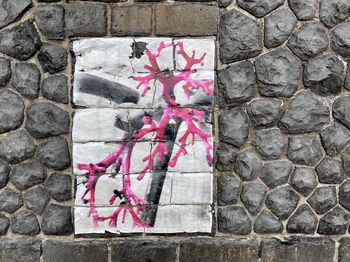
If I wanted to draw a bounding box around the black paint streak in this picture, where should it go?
[130,41,148,59]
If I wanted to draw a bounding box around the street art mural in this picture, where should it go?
[72,38,215,234]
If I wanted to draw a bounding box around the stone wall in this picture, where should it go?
[0,0,350,261]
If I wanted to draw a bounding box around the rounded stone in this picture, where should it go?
[42,204,73,235]
[35,4,65,40]
[308,186,337,214]
[37,137,70,170]
[304,53,345,96]
[0,188,22,214]
[215,143,237,172]
[287,204,318,234]
[0,89,24,133]
[12,62,40,100]
[331,22,350,57]
[9,161,46,191]
[0,214,10,235]
[287,21,329,61]
[340,180,350,212]
[264,9,297,48]
[235,148,263,181]
[237,0,284,17]
[218,0,232,8]
[253,128,285,160]
[25,102,70,139]
[0,0,32,29]
[320,0,350,27]
[218,206,252,235]
[241,183,267,215]
[288,0,318,20]
[254,210,283,234]
[246,99,283,128]
[318,207,349,235]
[23,187,50,215]
[45,173,72,202]
[316,157,345,184]
[0,58,11,86]
[290,167,318,196]
[11,210,40,236]
[0,160,9,189]
[265,185,300,220]
[37,43,68,73]
[333,96,350,129]
[42,75,68,104]
[287,135,324,166]
[278,91,329,134]
[321,123,350,156]
[255,48,301,98]
[342,146,350,176]
[260,160,294,188]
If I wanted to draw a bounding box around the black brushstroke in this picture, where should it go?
[130,41,148,59]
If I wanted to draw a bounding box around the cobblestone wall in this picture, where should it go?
[0,0,350,261]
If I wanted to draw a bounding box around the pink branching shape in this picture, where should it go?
[78,40,213,229]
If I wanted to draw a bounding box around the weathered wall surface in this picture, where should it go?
[0,0,350,261]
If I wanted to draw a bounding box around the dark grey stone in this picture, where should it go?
[23,187,49,215]
[265,185,300,220]
[246,98,283,128]
[331,22,350,57]
[320,0,350,27]
[334,96,350,129]
[10,161,46,191]
[219,9,262,63]
[343,146,350,176]
[42,75,68,104]
[287,135,324,166]
[287,204,318,234]
[38,43,68,73]
[218,0,232,8]
[253,128,285,160]
[339,238,350,262]
[66,3,107,37]
[290,167,318,196]
[0,130,36,164]
[43,241,108,262]
[288,0,318,20]
[25,102,70,139]
[0,214,9,235]
[35,4,64,40]
[0,89,24,133]
[316,157,345,184]
[321,123,350,156]
[0,188,22,213]
[218,61,256,105]
[318,207,349,235]
[308,187,337,215]
[278,91,329,133]
[304,53,345,96]
[215,143,237,172]
[0,0,31,29]
[0,58,10,87]
[241,183,267,215]
[217,175,241,206]
[42,204,73,235]
[11,210,39,236]
[0,240,41,262]
[45,173,71,202]
[340,180,350,212]
[219,108,250,147]
[0,160,9,189]
[254,210,283,234]
[235,148,263,181]
[255,48,301,97]
[12,63,40,99]
[264,9,297,48]
[260,160,294,188]
[287,21,329,61]
[218,206,252,234]
[37,137,70,170]
[237,0,284,17]
[346,65,350,91]
[0,21,41,60]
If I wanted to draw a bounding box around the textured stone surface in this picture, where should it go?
[0,89,24,133]
[218,61,256,105]
[235,148,263,181]
[340,180,350,212]
[37,137,70,170]
[42,204,73,235]
[339,238,350,262]
[278,91,329,133]
[219,9,262,63]
[254,210,283,234]
[0,58,11,87]
[287,135,324,166]
[331,22,350,57]
[45,173,71,202]
[0,130,36,164]
[253,128,285,160]
[264,9,297,48]
[0,0,31,29]
[320,0,350,27]
[304,53,345,96]
[346,66,350,91]
[318,207,349,235]
[11,210,39,235]
[287,204,318,234]
[218,0,232,8]
[217,175,240,206]
[0,240,41,262]
[38,43,68,73]
[237,0,284,17]
[255,48,301,97]
[316,157,345,184]
[246,99,283,128]
[42,75,68,104]
[218,206,252,234]
[35,4,64,39]
[26,102,70,138]
[12,63,40,99]
[260,160,294,188]
[0,21,41,60]
[321,123,350,156]
[308,187,337,214]
[333,96,350,129]
[290,167,318,196]
[343,146,350,176]
[0,214,9,235]
[0,188,22,213]
[23,187,49,215]
[288,0,318,20]
[265,185,300,220]
[0,160,9,189]
[219,108,250,147]
[287,22,329,61]
[10,161,46,191]
[241,183,267,215]
[215,143,237,172]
